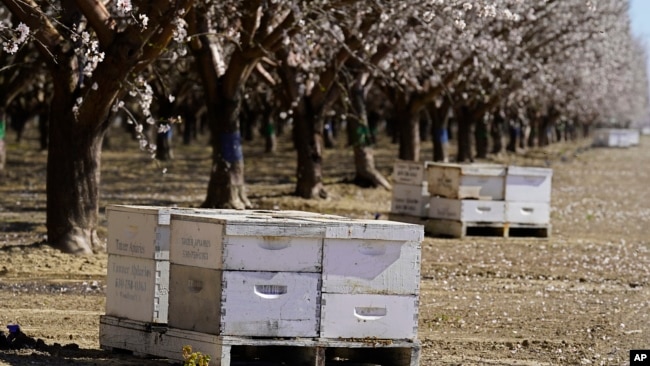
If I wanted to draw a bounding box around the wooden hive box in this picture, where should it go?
[391,183,430,218]
[428,197,506,223]
[167,212,328,337]
[505,166,553,203]
[393,160,432,185]
[315,217,423,340]
[427,163,506,200]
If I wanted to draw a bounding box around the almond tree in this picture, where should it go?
[0,0,192,253]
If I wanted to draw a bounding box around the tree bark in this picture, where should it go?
[428,102,449,162]
[46,94,105,254]
[349,80,390,190]
[293,100,327,199]
[490,110,506,154]
[474,116,489,159]
[456,106,474,162]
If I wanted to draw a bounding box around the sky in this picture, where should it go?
[629,0,650,78]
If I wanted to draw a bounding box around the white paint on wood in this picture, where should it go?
[428,197,505,223]
[505,166,553,202]
[168,265,320,337]
[393,160,431,185]
[107,205,172,260]
[391,183,430,217]
[170,219,322,271]
[506,201,550,224]
[105,254,169,324]
[427,163,506,200]
[320,293,418,340]
[322,238,420,295]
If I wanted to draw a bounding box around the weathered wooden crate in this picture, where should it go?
[426,163,506,200]
[105,254,170,324]
[320,293,419,340]
[168,265,321,337]
[393,160,431,185]
[169,212,325,272]
[428,197,505,223]
[321,238,420,295]
[107,205,174,260]
[505,201,550,224]
[100,315,421,365]
[505,166,553,202]
[390,183,430,218]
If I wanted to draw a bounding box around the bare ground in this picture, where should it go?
[0,124,648,365]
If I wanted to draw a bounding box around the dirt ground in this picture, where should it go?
[0,124,648,366]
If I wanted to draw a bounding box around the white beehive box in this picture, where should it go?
[321,238,420,295]
[429,197,505,223]
[426,163,506,200]
[107,205,174,260]
[169,213,324,272]
[168,265,321,337]
[393,160,431,185]
[505,166,553,202]
[593,128,640,147]
[506,202,550,224]
[320,293,418,340]
[105,254,170,324]
[391,183,430,217]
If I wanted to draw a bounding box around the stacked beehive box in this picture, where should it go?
[389,160,431,220]
[100,206,423,365]
[426,163,552,238]
[592,128,640,147]
[104,205,173,325]
[504,166,553,231]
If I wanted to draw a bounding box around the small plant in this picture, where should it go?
[183,345,211,366]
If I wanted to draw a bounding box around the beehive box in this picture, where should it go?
[391,183,430,217]
[506,201,550,224]
[429,197,505,223]
[320,293,418,340]
[168,266,321,337]
[427,163,506,200]
[106,205,174,260]
[592,128,640,147]
[505,166,553,202]
[169,213,325,272]
[105,254,170,324]
[393,160,431,185]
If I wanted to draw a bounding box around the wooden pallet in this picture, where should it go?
[99,315,421,366]
[423,219,550,239]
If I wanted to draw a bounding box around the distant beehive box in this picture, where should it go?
[428,197,505,223]
[592,128,640,147]
[391,183,430,217]
[505,166,553,202]
[505,201,550,224]
[168,266,321,337]
[427,163,506,200]
[393,160,431,185]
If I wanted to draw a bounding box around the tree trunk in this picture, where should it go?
[261,116,277,153]
[396,98,420,161]
[349,80,390,189]
[456,106,473,162]
[46,96,105,254]
[202,93,251,209]
[294,100,327,199]
[490,111,505,154]
[507,121,520,152]
[0,109,6,172]
[428,103,449,162]
[474,116,489,159]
